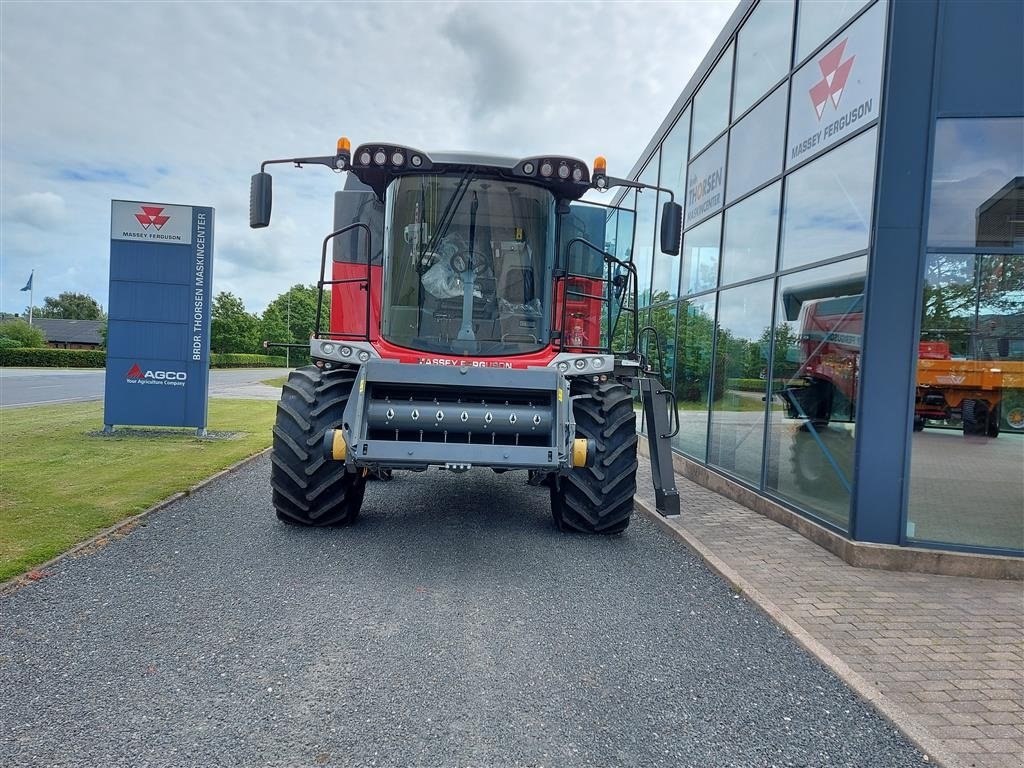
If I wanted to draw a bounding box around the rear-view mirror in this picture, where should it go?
[660,201,682,255]
[250,172,273,228]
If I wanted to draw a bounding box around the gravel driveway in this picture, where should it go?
[0,455,922,767]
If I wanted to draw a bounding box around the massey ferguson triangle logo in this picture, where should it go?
[126,363,144,379]
[809,39,855,120]
[134,206,170,230]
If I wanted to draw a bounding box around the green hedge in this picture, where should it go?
[0,349,287,369]
[726,377,792,392]
[209,353,287,368]
[0,348,106,368]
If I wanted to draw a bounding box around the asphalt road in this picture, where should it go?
[0,367,283,407]
[0,456,922,768]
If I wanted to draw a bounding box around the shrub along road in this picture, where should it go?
[0,455,923,767]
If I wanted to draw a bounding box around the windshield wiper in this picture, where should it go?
[419,170,473,269]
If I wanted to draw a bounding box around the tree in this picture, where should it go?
[0,319,46,348]
[259,284,330,366]
[34,291,105,320]
[210,292,260,354]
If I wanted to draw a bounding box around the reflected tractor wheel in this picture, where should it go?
[1002,391,1024,432]
[961,399,989,437]
[271,366,366,526]
[791,426,855,496]
[551,379,638,534]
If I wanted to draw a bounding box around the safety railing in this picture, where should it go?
[313,222,373,341]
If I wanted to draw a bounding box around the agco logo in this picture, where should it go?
[134,206,170,231]
[809,39,855,120]
[125,363,187,383]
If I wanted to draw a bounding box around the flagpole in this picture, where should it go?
[28,279,33,326]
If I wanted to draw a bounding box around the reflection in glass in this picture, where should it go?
[632,159,660,308]
[681,214,722,296]
[727,84,786,204]
[780,127,877,269]
[673,295,718,460]
[708,280,774,485]
[795,0,870,63]
[652,110,690,300]
[721,182,781,286]
[907,253,1024,551]
[764,257,867,530]
[927,118,1024,249]
[733,0,794,116]
[691,44,734,157]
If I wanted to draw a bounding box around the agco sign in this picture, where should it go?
[125,362,188,386]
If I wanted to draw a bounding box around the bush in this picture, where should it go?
[0,320,46,348]
[209,353,287,368]
[0,348,106,368]
[0,337,24,349]
[726,377,791,392]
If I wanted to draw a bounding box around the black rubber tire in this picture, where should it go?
[271,366,366,526]
[912,416,925,432]
[1002,391,1024,432]
[962,399,988,437]
[551,379,638,534]
[791,426,855,496]
[986,404,1001,438]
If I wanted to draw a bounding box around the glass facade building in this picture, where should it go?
[605,0,1023,556]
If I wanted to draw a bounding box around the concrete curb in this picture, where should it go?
[0,447,272,596]
[635,497,964,768]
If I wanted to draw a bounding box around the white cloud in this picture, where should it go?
[5,192,66,230]
[0,0,737,315]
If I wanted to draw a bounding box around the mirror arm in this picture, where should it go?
[260,155,340,172]
[601,175,675,203]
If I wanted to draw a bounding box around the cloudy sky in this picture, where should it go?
[1,0,736,316]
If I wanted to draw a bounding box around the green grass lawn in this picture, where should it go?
[260,376,288,388]
[0,399,276,582]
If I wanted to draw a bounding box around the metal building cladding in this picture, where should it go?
[598,0,1023,556]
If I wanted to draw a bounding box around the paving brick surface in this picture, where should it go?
[636,458,1024,768]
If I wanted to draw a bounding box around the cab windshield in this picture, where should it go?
[381,174,555,356]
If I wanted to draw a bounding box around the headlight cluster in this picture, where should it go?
[553,355,611,375]
[352,143,430,171]
[317,341,373,364]
[515,157,589,186]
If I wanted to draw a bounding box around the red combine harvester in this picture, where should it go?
[250,138,684,532]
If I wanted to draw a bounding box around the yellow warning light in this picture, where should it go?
[337,136,351,153]
[593,155,607,173]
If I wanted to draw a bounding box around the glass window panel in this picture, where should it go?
[907,253,1024,551]
[681,214,722,296]
[764,256,867,531]
[795,0,870,64]
[927,118,1024,249]
[651,109,691,301]
[685,135,727,227]
[708,280,774,485]
[645,302,679,387]
[691,44,734,157]
[721,182,781,286]
[780,127,877,270]
[673,294,718,460]
[632,159,660,308]
[727,84,787,203]
[733,0,795,116]
[787,1,885,168]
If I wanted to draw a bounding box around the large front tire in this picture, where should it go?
[271,366,366,526]
[551,379,638,534]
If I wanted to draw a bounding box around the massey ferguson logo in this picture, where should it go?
[809,39,855,120]
[125,363,187,385]
[134,206,170,230]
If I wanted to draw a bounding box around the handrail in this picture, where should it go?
[560,236,639,356]
[315,222,373,341]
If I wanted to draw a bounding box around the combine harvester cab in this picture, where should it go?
[249,139,684,533]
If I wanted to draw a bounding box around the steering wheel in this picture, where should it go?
[449,249,492,277]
